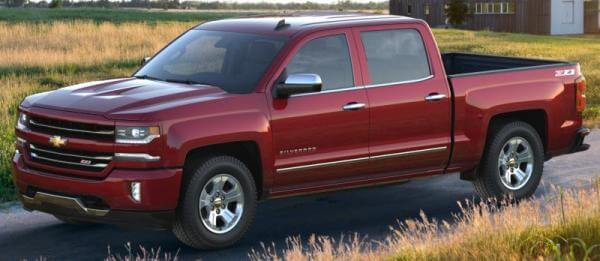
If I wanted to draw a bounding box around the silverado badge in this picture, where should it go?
[49,136,67,148]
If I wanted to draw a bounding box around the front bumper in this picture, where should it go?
[12,152,182,229]
[20,192,174,229]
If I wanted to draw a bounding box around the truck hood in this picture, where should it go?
[25,78,229,120]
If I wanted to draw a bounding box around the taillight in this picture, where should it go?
[575,76,586,112]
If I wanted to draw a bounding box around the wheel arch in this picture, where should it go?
[460,109,548,181]
[483,109,548,152]
[183,141,265,199]
[486,109,548,152]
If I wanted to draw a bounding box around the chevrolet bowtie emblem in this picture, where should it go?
[49,136,67,148]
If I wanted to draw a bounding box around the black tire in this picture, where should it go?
[173,155,257,250]
[474,121,544,201]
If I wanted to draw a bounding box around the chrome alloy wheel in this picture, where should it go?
[199,174,244,234]
[498,137,534,190]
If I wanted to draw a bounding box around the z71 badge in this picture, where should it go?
[555,69,576,77]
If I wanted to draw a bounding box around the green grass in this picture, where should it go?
[0,8,246,23]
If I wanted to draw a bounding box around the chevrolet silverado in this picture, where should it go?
[13,15,590,249]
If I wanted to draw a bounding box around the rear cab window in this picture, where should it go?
[360,29,431,85]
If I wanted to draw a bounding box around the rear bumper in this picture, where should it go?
[569,127,591,153]
[12,152,182,229]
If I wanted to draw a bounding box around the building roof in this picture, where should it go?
[195,14,418,37]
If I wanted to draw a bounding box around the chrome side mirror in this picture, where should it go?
[276,73,323,98]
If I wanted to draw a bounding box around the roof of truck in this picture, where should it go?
[195,14,420,37]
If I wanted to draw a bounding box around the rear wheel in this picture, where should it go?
[173,155,257,249]
[474,121,544,200]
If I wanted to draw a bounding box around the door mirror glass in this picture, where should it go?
[276,73,322,98]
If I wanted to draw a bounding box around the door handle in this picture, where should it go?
[425,93,446,102]
[342,102,366,111]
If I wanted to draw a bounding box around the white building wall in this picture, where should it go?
[551,0,584,35]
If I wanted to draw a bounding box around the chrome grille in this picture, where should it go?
[28,116,114,141]
[29,144,112,172]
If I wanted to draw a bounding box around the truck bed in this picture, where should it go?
[442,53,573,77]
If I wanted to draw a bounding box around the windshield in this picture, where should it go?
[135,30,287,94]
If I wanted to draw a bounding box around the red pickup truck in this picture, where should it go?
[13,15,590,249]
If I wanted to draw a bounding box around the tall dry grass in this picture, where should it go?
[251,182,600,260]
[0,21,193,69]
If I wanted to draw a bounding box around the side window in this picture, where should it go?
[360,29,431,85]
[286,34,354,91]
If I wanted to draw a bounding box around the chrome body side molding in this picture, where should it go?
[277,146,447,174]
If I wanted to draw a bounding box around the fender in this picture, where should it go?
[449,70,569,171]
[159,94,276,187]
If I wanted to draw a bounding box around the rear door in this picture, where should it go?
[268,29,371,187]
[353,23,452,176]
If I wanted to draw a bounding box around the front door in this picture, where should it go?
[268,30,370,189]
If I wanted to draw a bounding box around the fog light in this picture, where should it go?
[130,182,141,202]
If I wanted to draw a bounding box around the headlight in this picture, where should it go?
[115,126,160,144]
[16,112,28,130]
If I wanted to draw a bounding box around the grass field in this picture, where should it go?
[251,183,600,260]
[0,8,599,202]
[0,8,243,23]
[433,29,600,120]
[0,8,599,260]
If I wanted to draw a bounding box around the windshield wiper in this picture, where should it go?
[134,75,165,81]
[165,79,206,85]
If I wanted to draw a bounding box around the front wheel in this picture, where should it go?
[474,121,544,201]
[173,155,257,249]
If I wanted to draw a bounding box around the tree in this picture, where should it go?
[445,0,469,26]
[48,0,62,8]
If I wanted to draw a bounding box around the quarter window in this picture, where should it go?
[286,34,354,91]
[360,29,431,85]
